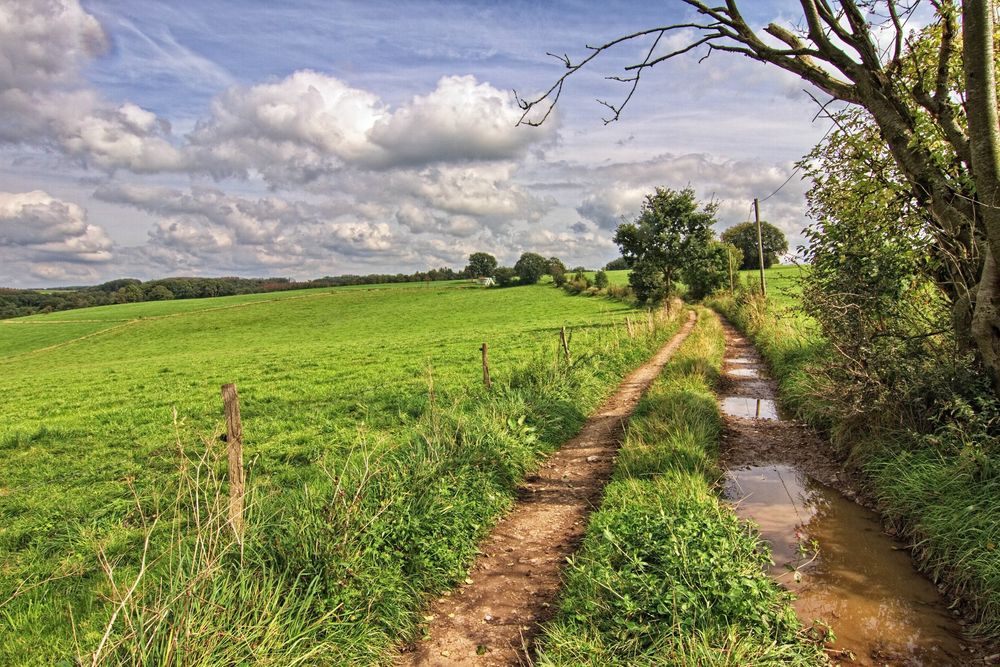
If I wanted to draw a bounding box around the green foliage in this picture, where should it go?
[493,266,517,287]
[594,270,609,290]
[683,241,730,300]
[604,257,630,271]
[614,187,717,304]
[549,257,568,287]
[514,252,549,285]
[0,282,687,664]
[720,221,788,270]
[465,252,498,279]
[536,311,821,666]
[144,284,175,301]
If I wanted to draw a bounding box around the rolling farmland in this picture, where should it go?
[0,281,681,663]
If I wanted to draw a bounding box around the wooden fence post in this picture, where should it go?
[480,342,492,389]
[560,326,571,365]
[220,383,245,539]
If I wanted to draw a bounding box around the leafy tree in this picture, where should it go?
[683,241,730,300]
[720,221,788,270]
[594,270,609,289]
[514,252,548,285]
[465,252,497,279]
[548,257,567,286]
[604,257,630,271]
[493,266,517,287]
[613,187,717,304]
[516,1,1000,391]
[115,284,145,303]
[145,285,175,301]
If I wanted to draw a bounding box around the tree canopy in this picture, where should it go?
[514,252,549,285]
[614,187,717,303]
[465,252,498,279]
[721,221,788,270]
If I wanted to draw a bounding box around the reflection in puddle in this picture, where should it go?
[720,396,779,420]
[727,367,760,378]
[725,465,964,665]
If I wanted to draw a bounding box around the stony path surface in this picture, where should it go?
[396,310,697,666]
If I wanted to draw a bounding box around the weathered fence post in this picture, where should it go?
[480,342,492,389]
[220,383,245,539]
[560,326,571,365]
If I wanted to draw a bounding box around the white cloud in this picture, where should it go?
[365,75,553,167]
[187,71,555,183]
[0,0,183,172]
[0,190,114,285]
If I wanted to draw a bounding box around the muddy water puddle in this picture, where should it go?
[724,464,965,664]
[719,396,780,420]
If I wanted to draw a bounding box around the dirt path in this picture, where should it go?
[715,315,981,666]
[396,310,697,666]
[715,319,851,494]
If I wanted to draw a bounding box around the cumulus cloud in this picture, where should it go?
[0,190,114,284]
[569,152,809,248]
[366,75,551,167]
[95,184,400,275]
[0,190,112,261]
[0,0,183,171]
[187,70,387,182]
[187,71,554,183]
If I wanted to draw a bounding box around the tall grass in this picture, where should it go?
[535,309,824,666]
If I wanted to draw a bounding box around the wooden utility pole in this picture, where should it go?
[220,383,245,539]
[480,343,492,389]
[753,197,767,296]
[727,245,735,292]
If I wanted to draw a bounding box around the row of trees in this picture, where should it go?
[0,268,470,319]
[465,251,590,287]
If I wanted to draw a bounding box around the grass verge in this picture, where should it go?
[708,290,1000,639]
[534,308,824,666]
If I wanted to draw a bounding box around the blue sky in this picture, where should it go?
[0,0,833,287]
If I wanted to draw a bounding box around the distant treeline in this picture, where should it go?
[0,267,465,319]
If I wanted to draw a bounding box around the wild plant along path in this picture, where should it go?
[397,310,697,666]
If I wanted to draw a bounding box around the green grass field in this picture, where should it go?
[0,280,683,664]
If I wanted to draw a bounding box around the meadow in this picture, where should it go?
[0,280,683,663]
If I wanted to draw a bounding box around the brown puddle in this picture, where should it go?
[725,464,965,665]
[720,396,779,420]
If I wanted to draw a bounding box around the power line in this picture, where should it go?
[760,122,837,202]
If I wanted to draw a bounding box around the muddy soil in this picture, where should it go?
[716,317,981,666]
[395,311,697,666]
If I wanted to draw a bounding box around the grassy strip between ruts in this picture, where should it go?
[535,308,824,666]
[708,290,1000,639]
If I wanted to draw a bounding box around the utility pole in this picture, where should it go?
[753,197,767,296]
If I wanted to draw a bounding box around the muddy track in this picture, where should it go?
[715,314,982,666]
[396,310,697,666]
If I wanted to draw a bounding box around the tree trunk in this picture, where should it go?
[963,0,1000,390]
